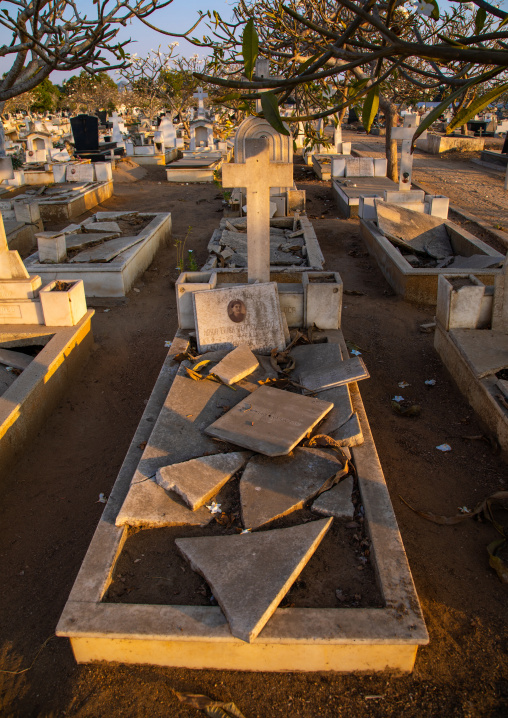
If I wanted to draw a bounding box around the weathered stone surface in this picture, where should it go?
[0,347,32,370]
[69,235,144,263]
[212,345,259,385]
[291,343,342,374]
[115,478,214,528]
[312,476,355,519]
[156,451,251,510]
[205,385,333,456]
[330,412,364,446]
[297,355,369,393]
[66,232,119,250]
[240,447,344,528]
[193,282,286,355]
[376,203,452,258]
[450,255,503,269]
[176,518,332,642]
[316,385,353,436]
[84,221,121,234]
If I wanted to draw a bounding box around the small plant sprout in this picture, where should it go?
[188,249,198,271]
[174,225,192,273]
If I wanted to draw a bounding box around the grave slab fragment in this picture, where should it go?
[297,355,369,393]
[176,518,332,642]
[205,385,333,456]
[193,282,286,355]
[156,451,251,511]
[240,447,344,528]
[312,476,355,520]
[212,345,259,385]
[376,203,452,258]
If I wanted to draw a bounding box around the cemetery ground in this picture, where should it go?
[0,155,507,718]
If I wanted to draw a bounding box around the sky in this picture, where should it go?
[1,0,508,85]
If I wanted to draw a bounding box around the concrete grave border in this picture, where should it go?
[359,217,503,305]
[37,180,114,223]
[0,310,94,478]
[57,329,428,673]
[25,213,171,297]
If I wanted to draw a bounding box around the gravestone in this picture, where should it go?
[222,138,293,282]
[159,113,176,147]
[193,282,286,353]
[392,114,427,191]
[193,87,208,119]
[70,115,100,152]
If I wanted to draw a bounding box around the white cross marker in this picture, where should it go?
[193,87,208,118]
[222,138,294,283]
[391,114,427,191]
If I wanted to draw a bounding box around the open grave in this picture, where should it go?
[332,156,396,218]
[434,257,508,454]
[0,214,94,475]
[360,201,504,304]
[58,137,427,673]
[25,210,171,297]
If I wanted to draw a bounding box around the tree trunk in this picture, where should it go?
[0,101,6,157]
[380,97,398,182]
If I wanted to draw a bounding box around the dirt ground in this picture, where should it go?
[0,153,507,717]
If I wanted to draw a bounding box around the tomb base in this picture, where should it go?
[57,329,428,673]
[359,218,503,305]
[0,311,94,478]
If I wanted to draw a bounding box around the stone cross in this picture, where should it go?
[333,121,342,152]
[391,114,427,191]
[193,87,208,119]
[254,58,283,113]
[222,138,293,283]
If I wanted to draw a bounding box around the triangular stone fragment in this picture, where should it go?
[176,518,332,642]
[329,412,364,447]
[212,345,259,385]
[297,355,369,393]
[312,476,355,520]
[156,451,251,510]
[240,448,344,529]
[376,203,452,258]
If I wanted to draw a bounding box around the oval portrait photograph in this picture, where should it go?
[227,299,247,323]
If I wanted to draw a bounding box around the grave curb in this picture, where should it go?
[0,310,94,480]
[56,329,428,673]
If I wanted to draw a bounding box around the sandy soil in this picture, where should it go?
[0,160,507,717]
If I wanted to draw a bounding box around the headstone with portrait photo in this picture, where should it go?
[192,282,286,354]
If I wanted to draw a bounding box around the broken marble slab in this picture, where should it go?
[66,232,120,250]
[212,345,260,385]
[376,203,453,259]
[193,283,286,355]
[84,221,121,234]
[205,385,334,456]
[291,342,342,375]
[176,517,333,642]
[69,235,145,263]
[330,412,363,446]
[115,477,214,529]
[0,347,32,370]
[240,447,345,529]
[449,255,503,270]
[156,451,251,511]
[312,476,355,520]
[297,355,370,393]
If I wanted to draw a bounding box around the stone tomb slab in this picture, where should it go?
[297,355,369,393]
[312,476,355,520]
[176,518,332,643]
[156,451,251,511]
[212,345,259,385]
[376,203,453,259]
[193,282,286,355]
[205,385,333,456]
[240,447,344,529]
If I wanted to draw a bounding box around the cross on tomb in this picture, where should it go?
[391,114,427,191]
[193,87,208,119]
[254,58,282,113]
[222,138,293,284]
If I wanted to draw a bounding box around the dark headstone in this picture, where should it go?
[502,134,508,155]
[70,114,100,152]
[348,107,359,123]
[95,110,107,125]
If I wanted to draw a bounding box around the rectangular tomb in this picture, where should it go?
[56,329,428,673]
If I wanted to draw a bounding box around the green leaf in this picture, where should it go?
[297,53,321,76]
[446,81,508,134]
[242,18,258,81]
[362,85,379,134]
[411,68,501,149]
[499,14,508,29]
[212,92,242,104]
[430,0,440,21]
[260,92,290,135]
[475,7,487,34]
